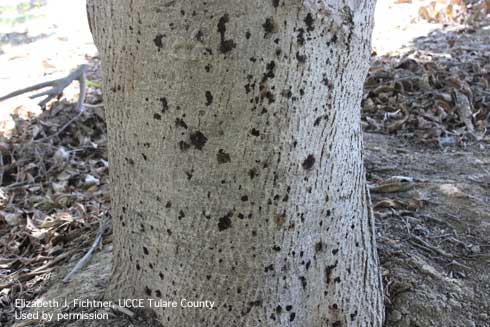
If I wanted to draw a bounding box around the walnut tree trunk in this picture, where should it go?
[87,0,384,325]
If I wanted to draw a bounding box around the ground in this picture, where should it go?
[0,1,489,326]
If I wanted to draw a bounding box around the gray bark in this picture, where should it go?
[87,0,384,326]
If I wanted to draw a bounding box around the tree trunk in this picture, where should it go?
[87,0,383,325]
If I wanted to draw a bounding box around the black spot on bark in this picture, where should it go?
[178,210,185,220]
[250,128,260,136]
[350,311,358,321]
[322,75,330,86]
[217,14,236,53]
[296,51,306,63]
[333,321,342,327]
[141,153,147,161]
[218,211,233,231]
[179,141,190,151]
[175,118,188,129]
[304,13,314,32]
[248,168,257,179]
[272,245,281,251]
[286,305,292,311]
[297,28,305,46]
[314,116,322,126]
[245,30,251,39]
[289,312,296,321]
[272,0,280,8]
[145,286,152,296]
[264,264,274,272]
[205,64,212,72]
[159,272,164,279]
[195,29,204,42]
[325,261,338,284]
[165,201,172,208]
[155,290,162,297]
[159,97,168,112]
[217,149,231,164]
[143,246,149,255]
[315,241,323,253]
[190,131,208,150]
[205,91,213,106]
[299,276,307,289]
[248,299,263,307]
[302,154,315,170]
[153,33,164,49]
[275,305,282,314]
[262,61,276,82]
[262,17,277,37]
[334,276,341,283]
[332,248,339,255]
[241,195,248,201]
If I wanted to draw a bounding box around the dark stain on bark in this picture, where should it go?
[248,168,257,179]
[304,13,315,32]
[217,14,236,53]
[314,116,323,126]
[245,30,251,39]
[145,286,152,296]
[165,201,172,208]
[175,118,188,129]
[217,149,231,164]
[272,0,280,8]
[289,312,296,321]
[179,141,190,151]
[302,154,315,170]
[159,97,169,112]
[143,246,149,255]
[333,321,342,327]
[262,17,278,37]
[315,241,324,253]
[325,261,338,284]
[296,51,306,63]
[297,28,305,46]
[195,29,204,42]
[205,91,213,106]
[153,33,164,50]
[263,61,276,81]
[299,276,307,289]
[218,211,233,231]
[190,131,208,150]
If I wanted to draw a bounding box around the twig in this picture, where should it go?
[33,110,84,143]
[409,235,454,258]
[0,65,88,112]
[63,219,109,283]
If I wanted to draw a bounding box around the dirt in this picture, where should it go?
[0,1,489,327]
[366,133,490,326]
